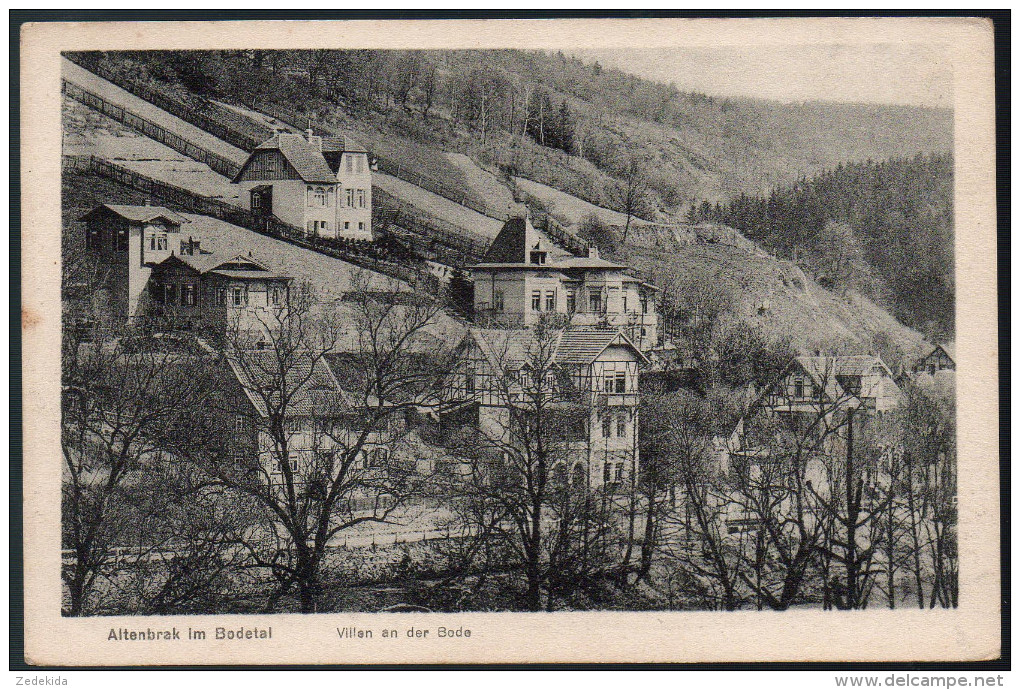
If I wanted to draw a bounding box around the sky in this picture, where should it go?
[573,44,953,108]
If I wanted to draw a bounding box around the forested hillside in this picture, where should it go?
[66,48,953,343]
[68,49,952,215]
[693,154,954,340]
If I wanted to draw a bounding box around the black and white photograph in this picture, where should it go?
[18,15,1000,667]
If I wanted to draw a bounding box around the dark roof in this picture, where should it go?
[80,204,188,226]
[469,326,646,370]
[554,256,627,270]
[320,135,367,154]
[555,328,632,365]
[159,253,292,281]
[233,133,337,183]
[481,217,527,264]
[226,351,348,418]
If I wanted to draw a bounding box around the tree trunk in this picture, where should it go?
[845,409,858,608]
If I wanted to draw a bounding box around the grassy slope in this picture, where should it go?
[65,53,929,358]
[626,242,927,358]
[63,96,241,202]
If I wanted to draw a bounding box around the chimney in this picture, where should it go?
[588,246,600,260]
[306,128,314,141]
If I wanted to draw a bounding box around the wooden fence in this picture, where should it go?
[64,155,441,291]
[64,54,269,152]
[64,70,493,268]
[63,79,244,179]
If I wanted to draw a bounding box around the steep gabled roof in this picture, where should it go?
[467,326,646,372]
[480,217,528,264]
[80,204,188,226]
[233,133,337,183]
[555,328,644,365]
[940,342,956,362]
[226,350,349,418]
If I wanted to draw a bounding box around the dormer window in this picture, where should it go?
[529,251,547,265]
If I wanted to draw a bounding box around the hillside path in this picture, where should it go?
[62,57,249,165]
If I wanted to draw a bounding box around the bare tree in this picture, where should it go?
[653,390,747,610]
[61,318,216,615]
[446,315,617,611]
[614,155,651,245]
[898,376,957,608]
[174,278,453,613]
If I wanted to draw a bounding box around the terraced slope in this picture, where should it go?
[62,57,248,166]
[63,97,240,202]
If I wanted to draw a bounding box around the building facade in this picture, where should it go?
[224,351,414,497]
[444,326,646,490]
[913,342,956,376]
[80,203,293,338]
[232,131,373,241]
[469,217,659,351]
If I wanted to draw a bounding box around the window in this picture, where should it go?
[271,286,284,306]
[530,251,547,265]
[641,296,648,314]
[346,155,354,174]
[589,292,602,313]
[86,226,101,250]
[622,295,628,313]
[344,188,354,207]
[545,290,556,312]
[603,462,612,484]
[640,327,647,337]
[615,371,627,394]
[162,284,176,305]
[356,189,366,208]
[234,415,247,434]
[615,463,624,481]
[464,373,475,395]
[148,232,168,251]
[115,226,128,252]
[616,413,627,438]
[344,221,351,231]
[602,413,611,438]
[309,220,329,235]
[367,447,389,468]
[216,288,227,306]
[493,289,505,312]
[531,290,541,312]
[181,284,197,306]
[358,222,365,231]
[231,287,245,307]
[604,374,615,393]
[566,289,576,314]
[794,378,804,398]
[286,419,303,434]
[308,186,329,207]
